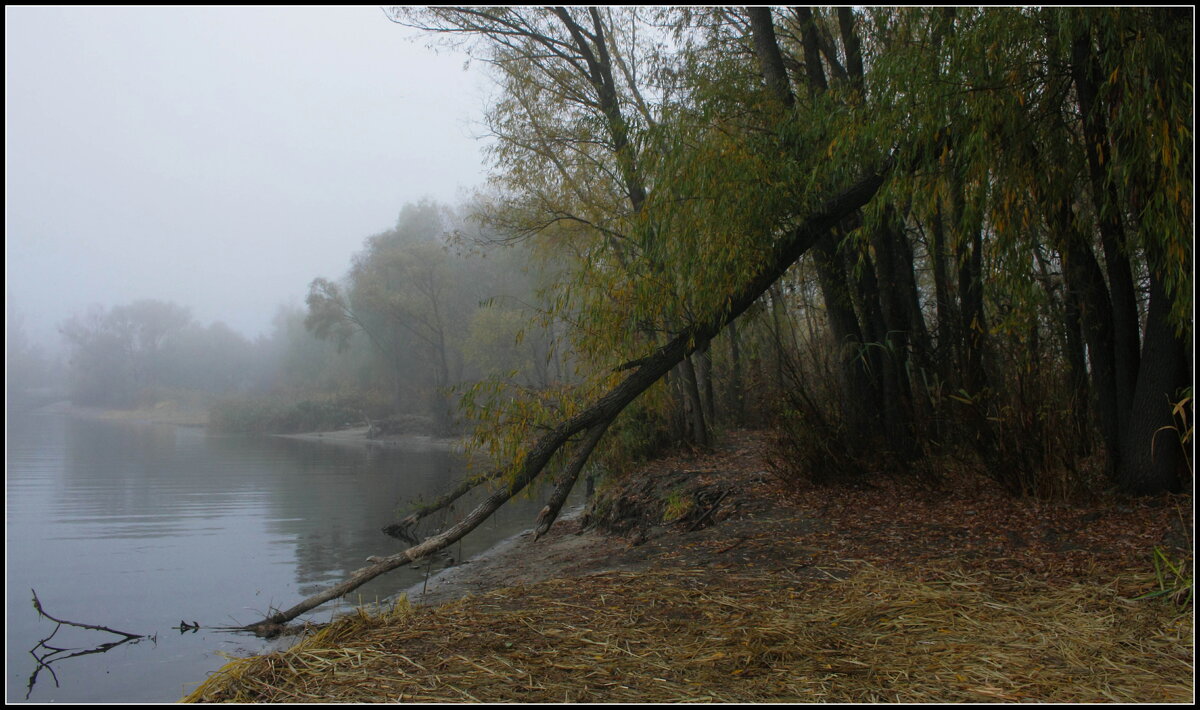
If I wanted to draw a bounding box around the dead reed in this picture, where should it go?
[184,565,1192,703]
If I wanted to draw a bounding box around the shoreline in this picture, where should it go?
[31,399,210,427]
[185,429,1193,703]
[274,426,466,453]
[30,402,466,453]
[393,503,634,610]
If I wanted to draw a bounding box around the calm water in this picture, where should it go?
[5,411,562,702]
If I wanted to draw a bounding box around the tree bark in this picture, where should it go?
[680,352,710,447]
[534,418,612,539]
[1118,263,1189,494]
[1057,203,1123,479]
[726,318,745,423]
[747,7,795,109]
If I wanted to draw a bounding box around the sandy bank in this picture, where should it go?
[274,426,466,452]
[398,505,637,609]
[34,400,209,427]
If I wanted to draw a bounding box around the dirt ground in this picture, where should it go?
[398,431,821,610]
[400,427,1191,613]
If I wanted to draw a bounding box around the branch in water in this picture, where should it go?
[31,589,146,640]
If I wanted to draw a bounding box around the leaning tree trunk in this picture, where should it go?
[242,162,892,634]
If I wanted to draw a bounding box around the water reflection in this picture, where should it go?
[6,412,567,702]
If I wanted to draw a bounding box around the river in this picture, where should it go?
[5,410,561,702]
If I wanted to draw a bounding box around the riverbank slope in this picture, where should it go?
[185,430,1193,703]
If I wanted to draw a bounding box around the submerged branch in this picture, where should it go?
[389,468,505,535]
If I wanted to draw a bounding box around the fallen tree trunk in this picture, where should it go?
[244,162,890,634]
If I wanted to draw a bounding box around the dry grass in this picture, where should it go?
[183,565,1192,703]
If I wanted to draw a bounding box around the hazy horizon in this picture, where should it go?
[6,6,491,350]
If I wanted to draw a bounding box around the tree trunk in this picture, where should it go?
[726,318,745,424]
[811,233,877,434]
[534,419,612,539]
[870,213,920,457]
[929,195,958,381]
[1071,21,1141,442]
[696,340,715,429]
[1118,266,1189,494]
[679,353,710,447]
[1057,205,1123,479]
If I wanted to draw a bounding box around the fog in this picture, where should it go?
[5,6,489,349]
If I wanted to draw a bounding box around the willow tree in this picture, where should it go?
[1070,7,1192,493]
[391,7,792,451]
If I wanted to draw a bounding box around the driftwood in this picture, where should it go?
[26,589,151,699]
[31,589,146,641]
[242,163,890,635]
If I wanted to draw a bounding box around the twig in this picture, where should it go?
[31,589,145,640]
[26,589,151,699]
[687,490,730,531]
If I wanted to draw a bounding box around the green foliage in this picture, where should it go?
[661,487,694,523]
[1138,546,1194,610]
[303,199,569,435]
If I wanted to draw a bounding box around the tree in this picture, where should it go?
[305,201,473,435]
[59,300,192,406]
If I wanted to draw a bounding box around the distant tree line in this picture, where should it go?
[54,199,568,439]
[303,199,568,437]
[58,300,267,407]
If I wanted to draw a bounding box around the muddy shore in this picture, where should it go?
[397,506,638,610]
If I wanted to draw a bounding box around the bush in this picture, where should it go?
[210,392,391,434]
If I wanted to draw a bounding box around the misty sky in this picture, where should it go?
[6,6,490,347]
